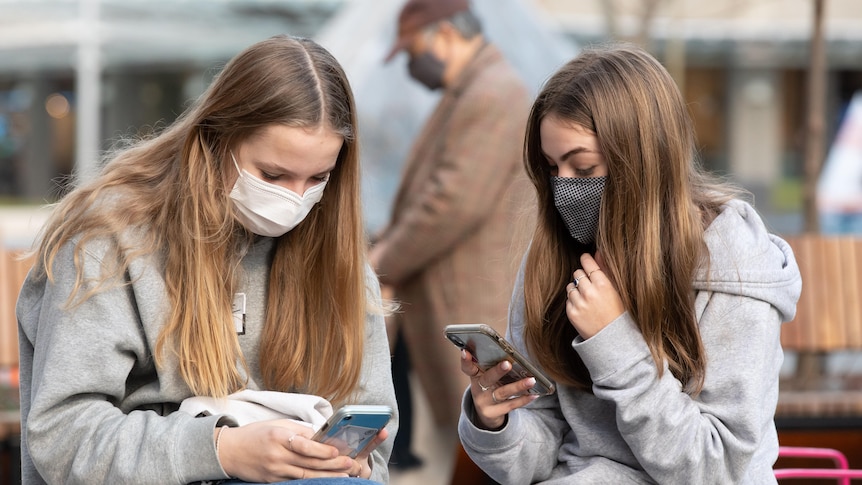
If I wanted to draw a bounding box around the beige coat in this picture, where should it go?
[374,44,534,427]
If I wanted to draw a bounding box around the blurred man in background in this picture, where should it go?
[370,0,533,472]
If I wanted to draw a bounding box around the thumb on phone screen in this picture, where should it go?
[354,428,388,473]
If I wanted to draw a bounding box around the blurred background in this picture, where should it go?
[2,0,861,236]
[0,1,861,484]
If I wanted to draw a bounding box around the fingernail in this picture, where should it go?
[501,361,511,371]
[461,349,467,360]
[526,377,536,387]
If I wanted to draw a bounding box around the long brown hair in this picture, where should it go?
[35,35,368,404]
[522,44,736,394]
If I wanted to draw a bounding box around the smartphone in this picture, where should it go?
[311,405,393,458]
[444,323,556,396]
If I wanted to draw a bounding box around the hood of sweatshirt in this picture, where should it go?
[693,199,802,323]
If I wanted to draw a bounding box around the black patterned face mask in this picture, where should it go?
[551,176,607,244]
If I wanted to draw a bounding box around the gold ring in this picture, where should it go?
[589,269,601,277]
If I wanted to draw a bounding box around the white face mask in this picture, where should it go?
[229,152,327,237]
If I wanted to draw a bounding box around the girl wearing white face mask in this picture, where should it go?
[229,148,330,238]
[17,35,397,485]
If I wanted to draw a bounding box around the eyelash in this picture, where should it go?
[262,172,330,183]
[548,164,595,178]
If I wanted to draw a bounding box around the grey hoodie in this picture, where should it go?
[459,199,801,484]
[17,236,397,484]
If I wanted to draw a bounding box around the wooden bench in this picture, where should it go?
[1,248,34,369]
[777,235,862,419]
[0,247,34,466]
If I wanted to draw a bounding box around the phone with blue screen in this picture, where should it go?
[311,405,393,458]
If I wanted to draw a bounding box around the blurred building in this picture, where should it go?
[0,0,575,237]
[0,0,339,203]
[1,0,861,237]
[536,0,862,234]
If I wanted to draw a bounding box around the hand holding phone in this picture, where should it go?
[444,323,555,396]
[311,405,392,459]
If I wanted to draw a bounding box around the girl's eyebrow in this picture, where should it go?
[542,146,591,163]
[256,159,336,178]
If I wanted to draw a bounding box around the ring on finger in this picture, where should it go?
[478,381,492,392]
[573,275,584,288]
[491,390,500,404]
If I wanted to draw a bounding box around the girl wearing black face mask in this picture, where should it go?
[456,44,801,485]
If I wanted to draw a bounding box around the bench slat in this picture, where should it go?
[0,250,15,368]
[850,239,862,348]
[1,250,34,368]
[781,236,809,351]
[814,237,831,350]
[828,237,848,351]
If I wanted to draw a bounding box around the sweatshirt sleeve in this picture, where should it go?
[575,291,784,484]
[457,260,569,484]
[358,264,399,483]
[459,388,568,484]
[17,242,229,484]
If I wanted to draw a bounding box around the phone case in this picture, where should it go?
[444,323,556,396]
[311,405,393,458]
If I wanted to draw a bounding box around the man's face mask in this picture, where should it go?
[551,175,607,244]
[229,152,327,237]
[408,50,445,90]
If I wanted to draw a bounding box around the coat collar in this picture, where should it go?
[445,41,499,98]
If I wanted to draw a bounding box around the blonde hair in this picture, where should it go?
[522,44,737,394]
[35,35,368,404]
